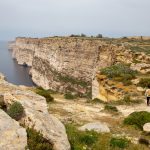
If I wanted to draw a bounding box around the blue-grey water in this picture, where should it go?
[0,42,35,86]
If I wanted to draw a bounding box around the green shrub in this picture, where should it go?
[113,98,143,106]
[64,93,76,100]
[120,95,143,105]
[130,46,150,54]
[115,75,133,86]
[66,124,98,150]
[138,78,150,88]
[79,133,98,146]
[92,98,105,104]
[110,137,129,149]
[66,124,146,150]
[57,74,88,87]
[36,87,54,103]
[123,94,131,103]
[104,104,118,112]
[124,111,150,130]
[109,98,143,106]
[7,102,24,121]
[26,128,52,150]
[100,63,137,85]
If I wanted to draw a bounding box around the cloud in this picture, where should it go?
[0,0,150,40]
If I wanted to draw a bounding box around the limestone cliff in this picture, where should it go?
[12,37,133,98]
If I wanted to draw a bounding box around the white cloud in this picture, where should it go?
[0,0,150,40]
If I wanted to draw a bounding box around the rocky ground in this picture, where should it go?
[0,73,70,150]
[49,94,150,149]
[49,94,149,123]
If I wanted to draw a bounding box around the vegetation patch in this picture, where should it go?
[115,94,143,105]
[104,104,118,113]
[57,74,89,87]
[139,132,150,147]
[7,102,24,121]
[26,128,52,150]
[100,63,137,85]
[91,98,106,104]
[65,124,143,150]
[35,87,54,103]
[130,46,150,54]
[138,78,150,88]
[64,93,77,100]
[66,124,100,150]
[110,137,129,149]
[124,111,150,130]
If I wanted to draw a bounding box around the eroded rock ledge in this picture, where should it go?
[0,73,70,150]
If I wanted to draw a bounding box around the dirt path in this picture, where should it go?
[49,94,150,125]
[48,95,113,124]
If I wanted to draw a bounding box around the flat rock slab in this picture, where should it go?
[78,122,110,133]
[143,123,150,132]
[0,109,27,150]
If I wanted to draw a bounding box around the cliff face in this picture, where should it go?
[12,37,136,99]
[12,38,38,66]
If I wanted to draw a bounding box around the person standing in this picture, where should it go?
[145,86,150,106]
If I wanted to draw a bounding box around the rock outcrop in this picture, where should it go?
[0,109,27,150]
[78,122,110,133]
[0,74,70,150]
[131,63,150,74]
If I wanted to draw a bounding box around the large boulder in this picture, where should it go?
[143,123,150,132]
[78,122,110,133]
[0,76,70,150]
[0,109,27,150]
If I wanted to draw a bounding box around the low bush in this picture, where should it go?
[123,94,131,102]
[109,98,143,106]
[66,124,99,150]
[36,87,54,103]
[64,93,76,100]
[100,63,137,85]
[26,128,52,150]
[66,124,147,150]
[92,98,106,104]
[124,111,150,130]
[138,78,150,88]
[104,104,118,112]
[7,102,24,121]
[110,137,129,149]
[130,46,150,54]
[57,74,88,87]
[121,95,143,105]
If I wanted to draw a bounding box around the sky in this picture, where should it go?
[0,0,150,40]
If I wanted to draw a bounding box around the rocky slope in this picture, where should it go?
[0,73,70,150]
